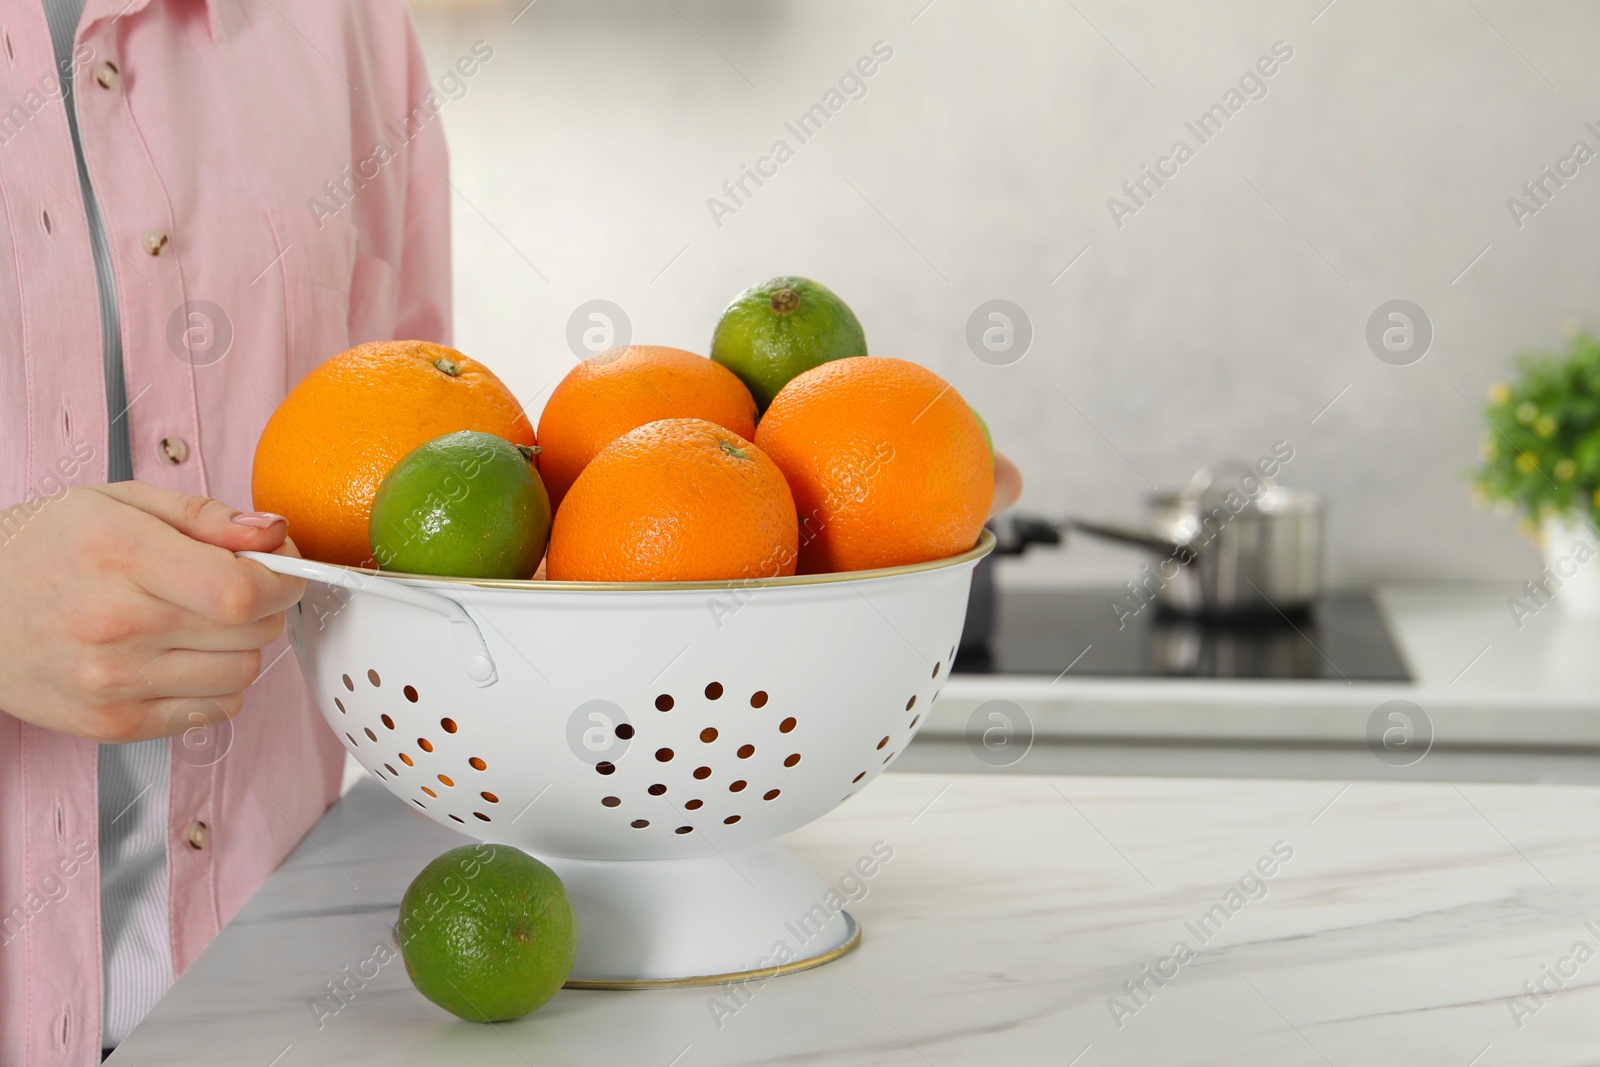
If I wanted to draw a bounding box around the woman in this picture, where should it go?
[0,2,1021,1061]
[1,2,447,1061]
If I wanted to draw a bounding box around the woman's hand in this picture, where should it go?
[0,483,307,742]
[991,453,1022,516]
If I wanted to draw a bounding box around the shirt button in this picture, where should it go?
[158,436,189,464]
[93,61,120,90]
[185,821,209,850]
[142,229,169,256]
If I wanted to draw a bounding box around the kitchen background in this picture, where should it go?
[406,0,1598,589]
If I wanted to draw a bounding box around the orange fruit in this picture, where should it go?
[547,418,797,582]
[536,346,756,509]
[755,357,992,574]
[252,340,533,567]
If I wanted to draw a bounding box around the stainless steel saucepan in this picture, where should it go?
[1073,461,1323,615]
[981,462,1324,623]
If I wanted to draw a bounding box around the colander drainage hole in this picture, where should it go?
[473,812,491,822]
[656,694,674,711]
[468,757,486,771]
[883,751,895,764]
[692,766,711,780]
[596,761,616,775]
[656,748,674,762]
[441,718,458,734]
[729,780,747,792]
[779,717,796,733]
[685,799,703,810]
[852,771,866,784]
[384,763,398,776]
[648,784,667,796]
[334,698,346,714]
[750,691,768,708]
[422,786,437,798]
[437,774,454,787]
[481,791,499,803]
[345,733,357,747]
[399,753,414,767]
[737,744,755,759]
[910,715,921,729]
[631,819,649,829]
[906,695,916,711]
[932,662,941,678]
[448,814,464,823]
[675,826,693,835]
[342,674,354,691]
[876,736,889,750]
[380,714,394,730]
[724,815,741,825]
[404,685,418,703]
[784,753,801,767]
[368,669,381,687]
[418,738,434,752]
[764,789,780,801]
[412,799,425,808]
[602,796,620,807]
[700,727,718,743]
[615,723,635,740]
[705,681,723,700]
[363,727,377,742]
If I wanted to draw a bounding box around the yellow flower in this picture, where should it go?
[1593,487,1600,508]
[1554,458,1577,480]
[1515,452,1538,473]
[1516,401,1539,424]
[1535,415,1559,438]
[1487,382,1510,406]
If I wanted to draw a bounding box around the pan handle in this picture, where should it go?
[1063,518,1196,565]
[237,552,498,687]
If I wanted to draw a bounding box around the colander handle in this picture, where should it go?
[236,552,498,687]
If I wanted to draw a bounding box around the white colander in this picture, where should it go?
[243,532,991,985]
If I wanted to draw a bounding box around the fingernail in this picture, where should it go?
[232,512,286,529]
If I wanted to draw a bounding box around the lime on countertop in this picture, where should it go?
[398,844,576,1023]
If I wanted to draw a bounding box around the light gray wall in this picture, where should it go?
[412,0,1598,588]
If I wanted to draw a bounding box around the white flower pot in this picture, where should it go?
[1541,515,1600,619]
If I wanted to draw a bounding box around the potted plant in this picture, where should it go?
[1473,323,1600,619]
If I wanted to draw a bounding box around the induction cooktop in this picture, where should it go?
[954,588,1412,682]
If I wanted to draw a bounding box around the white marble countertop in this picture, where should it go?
[117,770,1600,1065]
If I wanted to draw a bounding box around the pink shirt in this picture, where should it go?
[0,1,451,1062]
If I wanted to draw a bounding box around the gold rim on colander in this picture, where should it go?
[305,529,995,593]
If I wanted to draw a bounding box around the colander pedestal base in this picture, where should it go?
[533,841,857,987]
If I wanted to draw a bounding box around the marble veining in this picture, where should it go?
[113,773,1600,1065]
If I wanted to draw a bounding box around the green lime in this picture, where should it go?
[369,431,550,579]
[711,276,867,411]
[398,844,576,1023]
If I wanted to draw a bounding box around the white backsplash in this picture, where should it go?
[410,0,1599,586]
